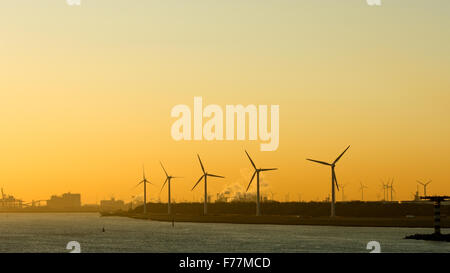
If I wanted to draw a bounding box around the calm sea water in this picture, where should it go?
[0,213,448,253]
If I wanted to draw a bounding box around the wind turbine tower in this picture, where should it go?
[359,182,368,201]
[340,184,347,202]
[390,179,395,201]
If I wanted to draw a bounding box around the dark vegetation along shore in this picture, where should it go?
[102,201,450,228]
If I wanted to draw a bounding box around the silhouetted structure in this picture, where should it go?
[307,145,350,217]
[420,196,450,235]
[192,154,225,215]
[0,188,23,209]
[100,198,126,212]
[359,182,368,201]
[131,201,450,218]
[417,180,432,196]
[47,192,81,210]
[245,150,277,216]
[160,162,181,215]
[136,166,152,214]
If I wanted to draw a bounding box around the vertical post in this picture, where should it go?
[144,181,147,214]
[256,171,261,216]
[434,200,441,235]
[331,169,335,217]
[204,176,207,215]
[168,180,171,215]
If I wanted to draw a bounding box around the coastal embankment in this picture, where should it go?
[102,211,450,228]
[101,201,450,228]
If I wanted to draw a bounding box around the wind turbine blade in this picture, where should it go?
[333,145,350,164]
[142,165,146,179]
[333,170,339,191]
[417,181,425,186]
[246,171,257,192]
[191,175,205,191]
[426,180,432,185]
[135,180,145,188]
[160,177,168,192]
[260,168,277,171]
[145,177,155,186]
[306,159,331,166]
[197,154,205,174]
[160,162,169,177]
[207,174,225,178]
[245,150,257,170]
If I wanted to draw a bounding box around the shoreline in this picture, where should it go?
[102,212,450,228]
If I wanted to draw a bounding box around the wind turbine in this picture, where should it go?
[160,162,181,215]
[136,165,152,214]
[359,182,368,201]
[380,179,389,201]
[130,195,135,210]
[245,150,277,216]
[340,183,347,202]
[417,180,432,196]
[390,178,395,201]
[307,145,350,217]
[414,184,420,201]
[192,154,225,215]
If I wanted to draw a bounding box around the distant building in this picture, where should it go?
[0,195,23,208]
[0,188,23,209]
[216,191,275,203]
[216,193,228,203]
[47,192,81,210]
[100,198,127,212]
[231,192,256,203]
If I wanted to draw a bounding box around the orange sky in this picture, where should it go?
[1,1,450,204]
